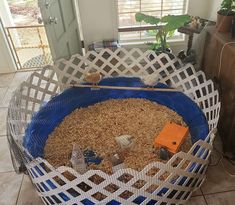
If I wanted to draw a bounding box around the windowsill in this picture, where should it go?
[120,38,187,49]
[120,38,185,45]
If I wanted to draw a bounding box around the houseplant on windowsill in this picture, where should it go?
[217,0,235,32]
[135,13,190,56]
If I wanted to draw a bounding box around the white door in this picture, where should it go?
[38,0,83,61]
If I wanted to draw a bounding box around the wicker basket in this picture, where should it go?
[7,48,220,205]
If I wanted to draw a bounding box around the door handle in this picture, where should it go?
[38,17,43,24]
[48,17,58,25]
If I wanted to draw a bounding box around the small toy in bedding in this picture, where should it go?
[115,135,134,149]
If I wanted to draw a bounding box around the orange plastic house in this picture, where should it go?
[154,122,189,154]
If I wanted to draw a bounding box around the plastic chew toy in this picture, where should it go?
[155,122,189,155]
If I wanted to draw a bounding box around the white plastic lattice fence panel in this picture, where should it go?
[7,48,220,205]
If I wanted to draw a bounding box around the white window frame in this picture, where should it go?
[116,0,189,45]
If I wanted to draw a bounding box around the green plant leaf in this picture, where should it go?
[135,13,190,53]
[146,30,157,37]
[221,0,233,10]
[135,12,160,25]
[167,30,175,38]
[156,30,162,39]
[220,0,235,13]
[161,15,190,32]
[147,42,162,51]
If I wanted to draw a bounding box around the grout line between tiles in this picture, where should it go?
[15,174,24,205]
[199,188,203,196]
[202,194,209,205]
[201,188,209,205]
[202,189,235,196]
[0,170,15,174]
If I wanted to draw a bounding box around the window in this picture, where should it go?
[117,0,188,44]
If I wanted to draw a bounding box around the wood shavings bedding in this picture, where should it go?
[44,98,192,174]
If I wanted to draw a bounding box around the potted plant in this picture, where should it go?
[217,0,235,32]
[135,13,190,55]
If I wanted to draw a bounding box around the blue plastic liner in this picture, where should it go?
[24,77,209,159]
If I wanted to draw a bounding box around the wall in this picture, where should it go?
[78,0,118,49]
[78,0,213,53]
[187,0,210,19]
[0,20,16,73]
[0,0,16,73]
[0,0,14,27]
[208,0,222,21]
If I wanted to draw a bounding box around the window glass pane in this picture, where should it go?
[141,0,162,12]
[118,0,187,42]
[141,30,156,40]
[119,31,141,41]
[119,13,140,28]
[118,0,140,13]
[163,0,185,10]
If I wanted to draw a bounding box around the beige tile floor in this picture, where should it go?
[0,71,235,205]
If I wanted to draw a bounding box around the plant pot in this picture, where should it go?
[148,48,174,61]
[216,11,235,33]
